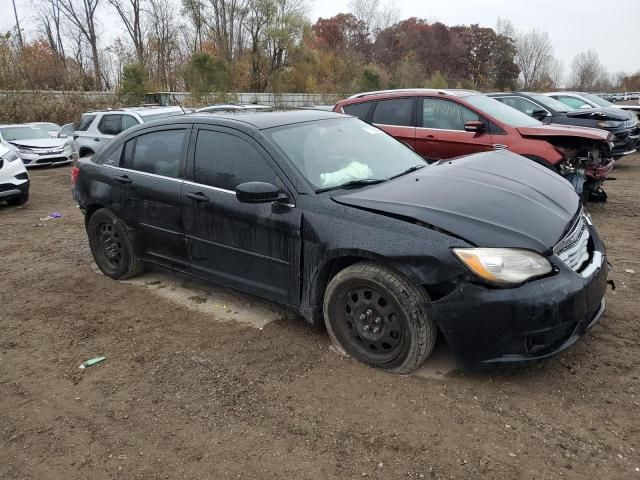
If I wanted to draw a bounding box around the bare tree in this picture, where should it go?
[571,49,603,91]
[147,0,180,89]
[107,0,146,65]
[547,57,564,89]
[514,29,552,89]
[38,0,67,64]
[58,0,103,89]
[182,0,206,51]
[349,0,399,35]
[12,0,24,49]
[202,0,249,63]
[495,17,516,39]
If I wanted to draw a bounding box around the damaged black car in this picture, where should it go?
[73,110,608,373]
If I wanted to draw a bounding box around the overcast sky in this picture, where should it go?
[2,0,639,76]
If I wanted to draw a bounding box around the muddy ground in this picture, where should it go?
[1,156,639,480]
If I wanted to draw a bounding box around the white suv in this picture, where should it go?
[0,144,29,205]
[74,106,184,158]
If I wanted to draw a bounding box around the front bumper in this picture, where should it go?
[611,126,640,157]
[425,229,608,370]
[19,150,74,167]
[585,157,614,180]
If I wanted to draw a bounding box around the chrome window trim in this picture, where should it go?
[105,165,182,182]
[183,180,234,195]
[414,126,480,133]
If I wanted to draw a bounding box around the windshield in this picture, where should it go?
[465,95,542,127]
[1,126,53,141]
[266,117,428,191]
[530,94,571,113]
[579,93,614,108]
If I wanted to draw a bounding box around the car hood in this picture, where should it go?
[7,138,67,149]
[565,107,631,121]
[517,123,613,141]
[332,150,579,253]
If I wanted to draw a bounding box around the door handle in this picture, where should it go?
[115,175,132,184]
[186,191,209,203]
[425,134,437,139]
[94,138,100,142]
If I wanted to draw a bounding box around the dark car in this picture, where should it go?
[333,90,614,198]
[489,92,639,158]
[72,110,608,372]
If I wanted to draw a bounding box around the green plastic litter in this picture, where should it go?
[79,356,106,369]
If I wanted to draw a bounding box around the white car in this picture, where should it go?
[74,106,184,158]
[0,124,74,168]
[0,144,29,205]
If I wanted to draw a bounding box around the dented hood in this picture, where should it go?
[332,151,579,253]
[565,107,630,121]
[517,123,613,141]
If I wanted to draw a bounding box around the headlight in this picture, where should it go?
[1,150,20,162]
[597,120,622,128]
[453,248,553,286]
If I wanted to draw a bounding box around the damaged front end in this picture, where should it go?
[552,139,614,200]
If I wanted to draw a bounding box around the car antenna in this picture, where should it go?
[171,94,186,114]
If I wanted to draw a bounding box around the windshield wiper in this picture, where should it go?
[315,178,387,193]
[388,164,426,180]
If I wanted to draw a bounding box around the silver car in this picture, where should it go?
[0,124,74,167]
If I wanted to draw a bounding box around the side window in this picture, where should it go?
[342,102,373,121]
[498,97,544,116]
[98,114,123,135]
[372,99,414,127]
[194,130,280,191]
[98,145,123,166]
[77,115,96,131]
[558,96,589,109]
[421,98,480,131]
[130,129,187,178]
[121,115,139,131]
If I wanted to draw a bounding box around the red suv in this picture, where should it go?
[334,89,614,197]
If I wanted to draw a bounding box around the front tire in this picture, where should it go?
[7,188,29,206]
[87,208,144,279]
[323,262,437,374]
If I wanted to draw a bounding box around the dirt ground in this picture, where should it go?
[1,156,639,480]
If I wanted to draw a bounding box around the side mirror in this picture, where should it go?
[58,133,68,138]
[464,120,486,133]
[579,104,592,110]
[531,109,549,121]
[236,181,288,204]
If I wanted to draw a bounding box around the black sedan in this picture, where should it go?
[72,110,608,372]
[489,92,639,158]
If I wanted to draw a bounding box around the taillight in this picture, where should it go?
[71,166,80,184]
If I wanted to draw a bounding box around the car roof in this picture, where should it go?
[183,109,346,129]
[346,88,480,100]
[83,106,183,116]
[0,123,42,128]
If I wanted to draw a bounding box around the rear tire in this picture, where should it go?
[87,208,144,279]
[323,262,437,374]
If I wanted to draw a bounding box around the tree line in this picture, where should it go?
[2,0,638,97]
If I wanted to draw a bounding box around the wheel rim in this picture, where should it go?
[96,222,122,270]
[333,285,406,364]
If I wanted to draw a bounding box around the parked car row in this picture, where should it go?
[332,89,625,200]
[72,101,611,373]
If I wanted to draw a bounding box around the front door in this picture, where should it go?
[415,98,493,160]
[183,126,301,305]
[119,125,191,270]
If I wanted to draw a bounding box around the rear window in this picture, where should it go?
[372,98,414,127]
[342,102,374,121]
[130,129,187,178]
[78,115,96,131]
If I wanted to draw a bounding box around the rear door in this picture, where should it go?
[183,126,301,305]
[119,125,192,270]
[415,98,493,160]
[370,98,417,149]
